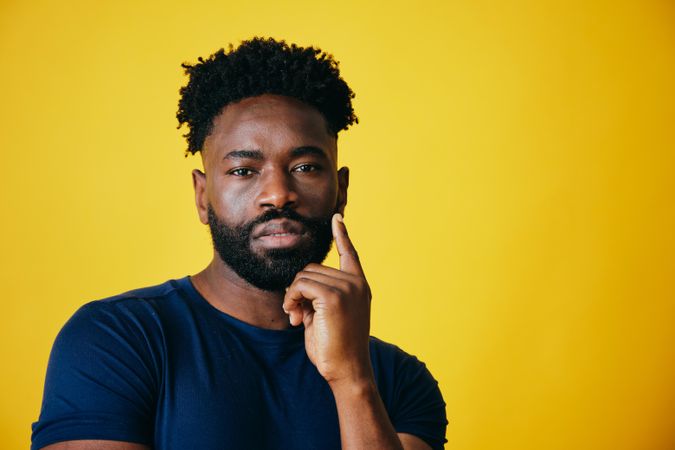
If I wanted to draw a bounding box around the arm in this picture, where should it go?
[284,214,434,450]
[32,302,157,450]
[330,377,432,450]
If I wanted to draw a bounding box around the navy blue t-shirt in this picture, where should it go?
[32,277,447,449]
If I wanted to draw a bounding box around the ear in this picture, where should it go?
[192,169,209,225]
[336,166,349,216]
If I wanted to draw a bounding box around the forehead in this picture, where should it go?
[202,94,337,167]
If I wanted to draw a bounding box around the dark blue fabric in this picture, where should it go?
[32,277,447,450]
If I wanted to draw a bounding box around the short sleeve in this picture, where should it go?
[390,352,448,450]
[31,301,160,450]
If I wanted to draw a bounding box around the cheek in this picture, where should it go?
[297,178,339,214]
[208,180,256,221]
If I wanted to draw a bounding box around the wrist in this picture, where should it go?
[327,366,376,398]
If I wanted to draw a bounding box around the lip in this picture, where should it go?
[253,219,307,249]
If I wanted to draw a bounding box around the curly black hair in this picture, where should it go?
[176,37,358,156]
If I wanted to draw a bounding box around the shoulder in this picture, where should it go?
[80,277,185,314]
[65,278,187,331]
[31,280,188,449]
[368,336,433,378]
[51,278,192,373]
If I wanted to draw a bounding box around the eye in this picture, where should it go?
[228,168,256,177]
[293,164,320,173]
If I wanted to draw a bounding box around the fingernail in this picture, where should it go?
[335,213,344,223]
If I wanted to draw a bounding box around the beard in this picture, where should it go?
[207,204,334,292]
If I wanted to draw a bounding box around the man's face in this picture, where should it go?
[193,94,349,291]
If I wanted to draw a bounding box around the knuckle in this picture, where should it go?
[327,287,342,301]
[328,285,341,295]
[344,281,357,296]
[335,279,349,291]
[353,277,366,290]
[355,278,371,299]
[293,270,308,280]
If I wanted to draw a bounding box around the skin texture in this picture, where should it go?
[43,95,432,450]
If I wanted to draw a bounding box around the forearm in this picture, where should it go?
[330,375,404,450]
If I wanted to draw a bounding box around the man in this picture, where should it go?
[32,37,447,450]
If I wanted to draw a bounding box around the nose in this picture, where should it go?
[257,169,298,210]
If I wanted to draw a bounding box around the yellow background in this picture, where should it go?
[2,0,674,449]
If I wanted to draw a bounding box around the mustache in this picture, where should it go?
[237,208,332,237]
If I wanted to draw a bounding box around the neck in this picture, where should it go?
[190,256,291,330]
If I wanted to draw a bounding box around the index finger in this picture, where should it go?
[332,213,364,276]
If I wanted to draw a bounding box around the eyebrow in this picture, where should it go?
[290,146,328,159]
[223,149,264,161]
[223,146,328,161]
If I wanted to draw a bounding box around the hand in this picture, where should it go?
[283,213,373,385]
